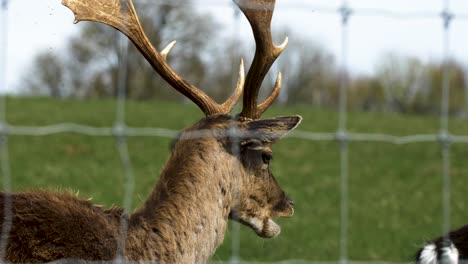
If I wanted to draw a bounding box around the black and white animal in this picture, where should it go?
[415,225,468,264]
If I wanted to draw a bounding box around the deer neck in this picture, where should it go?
[129,139,235,263]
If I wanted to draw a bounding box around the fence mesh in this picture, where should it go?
[1,0,468,263]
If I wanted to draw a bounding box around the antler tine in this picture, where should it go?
[235,0,288,120]
[257,71,281,116]
[222,59,245,111]
[62,0,244,116]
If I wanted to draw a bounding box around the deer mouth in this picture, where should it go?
[230,201,294,238]
[240,217,281,238]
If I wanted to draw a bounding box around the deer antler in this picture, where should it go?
[235,0,288,120]
[62,0,245,116]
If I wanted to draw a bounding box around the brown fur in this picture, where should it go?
[0,114,301,263]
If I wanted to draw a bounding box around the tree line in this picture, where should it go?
[21,0,468,117]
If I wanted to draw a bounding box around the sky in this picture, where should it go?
[1,0,468,93]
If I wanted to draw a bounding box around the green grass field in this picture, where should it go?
[3,97,468,262]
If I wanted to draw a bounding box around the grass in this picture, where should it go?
[3,96,468,262]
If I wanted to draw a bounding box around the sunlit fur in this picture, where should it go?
[0,114,300,263]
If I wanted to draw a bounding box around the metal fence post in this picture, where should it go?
[338,2,352,264]
[440,0,454,241]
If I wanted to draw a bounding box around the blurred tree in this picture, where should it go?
[21,0,218,101]
[348,75,385,112]
[375,53,467,115]
[464,68,468,119]
[200,38,247,104]
[21,52,65,97]
[423,60,467,116]
[275,32,339,107]
[375,53,427,113]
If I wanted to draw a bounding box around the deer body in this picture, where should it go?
[2,115,299,263]
[3,119,231,263]
[0,0,302,262]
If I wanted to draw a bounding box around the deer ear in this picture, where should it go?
[242,116,302,144]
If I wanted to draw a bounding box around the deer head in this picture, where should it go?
[62,0,301,240]
[229,116,301,238]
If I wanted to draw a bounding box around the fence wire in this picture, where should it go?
[133,0,468,19]
[1,0,468,263]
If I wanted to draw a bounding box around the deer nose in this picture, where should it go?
[287,199,295,208]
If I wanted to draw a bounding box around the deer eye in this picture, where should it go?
[262,153,273,164]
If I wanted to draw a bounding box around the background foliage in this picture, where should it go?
[18,1,468,117]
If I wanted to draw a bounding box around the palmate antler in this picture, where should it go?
[62,0,244,117]
[62,0,285,120]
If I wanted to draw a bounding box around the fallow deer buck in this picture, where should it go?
[0,0,301,263]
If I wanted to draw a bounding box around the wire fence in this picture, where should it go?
[1,0,468,263]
